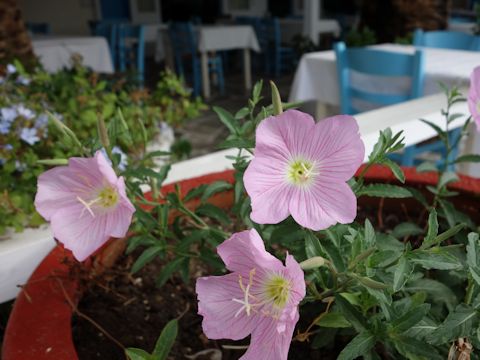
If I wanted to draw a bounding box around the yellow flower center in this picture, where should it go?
[98,186,119,208]
[287,159,317,185]
[264,275,291,308]
[77,185,119,218]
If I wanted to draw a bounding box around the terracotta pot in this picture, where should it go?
[2,166,480,359]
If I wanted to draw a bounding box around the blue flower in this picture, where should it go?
[17,76,30,86]
[1,107,17,123]
[0,120,11,134]
[4,144,13,151]
[15,160,26,171]
[100,146,128,171]
[15,105,35,120]
[6,64,16,74]
[20,127,40,145]
[35,114,49,128]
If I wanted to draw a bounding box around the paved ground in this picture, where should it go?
[180,71,295,157]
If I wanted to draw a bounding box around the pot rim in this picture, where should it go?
[2,166,479,359]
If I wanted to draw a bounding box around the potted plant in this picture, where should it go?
[0,60,205,303]
[4,77,480,359]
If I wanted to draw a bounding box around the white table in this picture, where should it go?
[198,25,260,99]
[279,18,341,43]
[32,36,114,74]
[154,25,259,98]
[289,44,480,105]
[448,21,476,34]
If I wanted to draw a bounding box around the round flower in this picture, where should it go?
[196,229,305,360]
[34,151,135,261]
[244,110,364,231]
[468,66,480,131]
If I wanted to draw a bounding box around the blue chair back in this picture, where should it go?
[89,21,117,69]
[117,24,145,84]
[413,29,480,51]
[168,22,198,77]
[26,22,51,35]
[334,41,425,115]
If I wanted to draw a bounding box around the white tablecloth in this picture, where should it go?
[32,36,114,74]
[197,25,260,53]
[289,44,480,104]
[155,24,260,62]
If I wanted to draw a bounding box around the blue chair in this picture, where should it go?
[413,29,480,51]
[117,24,145,85]
[258,17,296,77]
[334,41,460,170]
[26,22,51,35]
[89,21,118,70]
[168,22,224,96]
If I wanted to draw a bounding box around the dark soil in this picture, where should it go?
[72,196,427,360]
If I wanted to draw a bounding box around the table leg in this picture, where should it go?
[201,51,210,99]
[243,49,252,92]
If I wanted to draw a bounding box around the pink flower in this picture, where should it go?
[244,110,364,231]
[468,66,480,130]
[196,229,305,360]
[34,151,135,261]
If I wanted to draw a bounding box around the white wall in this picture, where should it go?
[19,0,97,36]
[221,0,268,17]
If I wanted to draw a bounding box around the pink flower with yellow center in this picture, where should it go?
[35,151,135,261]
[468,66,480,131]
[244,109,364,231]
[196,229,305,360]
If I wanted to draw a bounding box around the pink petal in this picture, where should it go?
[217,229,284,275]
[49,204,111,261]
[244,157,292,224]
[35,166,92,220]
[289,181,357,230]
[285,254,306,305]
[95,150,120,185]
[254,110,315,160]
[196,273,257,340]
[468,67,480,130]
[310,115,364,181]
[241,312,298,360]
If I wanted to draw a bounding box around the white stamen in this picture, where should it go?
[76,196,99,218]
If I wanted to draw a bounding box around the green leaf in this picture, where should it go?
[438,171,459,189]
[423,209,438,246]
[409,247,462,270]
[357,184,412,198]
[131,246,164,274]
[353,274,389,289]
[234,107,250,119]
[405,279,457,311]
[200,181,232,202]
[337,332,376,360]
[390,304,430,334]
[196,203,231,225]
[419,118,446,140]
[382,158,405,183]
[416,161,438,173]
[421,223,465,249]
[335,295,368,332]
[152,319,178,360]
[394,335,442,360]
[392,222,423,239]
[393,256,412,292]
[270,81,283,115]
[427,304,478,345]
[213,106,238,134]
[316,312,351,328]
[125,348,152,360]
[156,258,185,287]
[455,154,480,163]
[467,233,480,285]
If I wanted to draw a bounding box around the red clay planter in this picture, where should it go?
[2,167,480,359]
